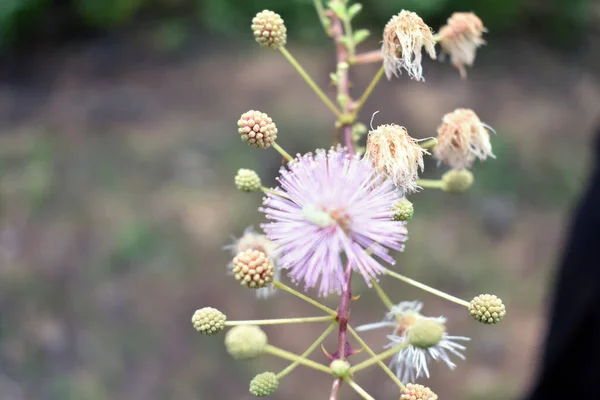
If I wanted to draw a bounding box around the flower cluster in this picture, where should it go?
[192,4,506,400]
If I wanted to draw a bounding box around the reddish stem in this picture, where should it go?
[327,12,355,400]
[353,49,384,65]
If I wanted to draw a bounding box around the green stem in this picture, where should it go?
[273,280,337,316]
[349,340,410,373]
[346,378,377,400]
[384,269,470,308]
[369,278,394,310]
[342,17,355,61]
[419,138,438,150]
[226,316,334,326]
[352,65,384,118]
[272,142,294,162]
[279,47,341,117]
[313,0,332,36]
[417,179,445,189]
[347,326,405,391]
[277,322,337,379]
[265,345,331,374]
[261,186,291,199]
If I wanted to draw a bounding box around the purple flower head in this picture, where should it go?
[260,147,408,296]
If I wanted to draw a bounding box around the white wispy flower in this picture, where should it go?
[356,301,470,382]
[224,226,280,299]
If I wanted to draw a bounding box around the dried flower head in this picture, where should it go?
[434,108,494,169]
[261,147,407,296]
[393,199,414,221]
[356,301,469,382]
[469,294,506,324]
[232,249,275,289]
[225,325,268,360]
[382,10,436,81]
[364,124,427,194]
[249,372,279,397]
[238,110,278,149]
[191,307,226,335]
[251,10,287,49]
[224,226,280,299]
[401,383,438,400]
[438,12,486,78]
[441,169,474,193]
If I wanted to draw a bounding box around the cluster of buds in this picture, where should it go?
[191,4,506,400]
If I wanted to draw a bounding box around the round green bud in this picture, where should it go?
[249,372,279,397]
[469,294,506,324]
[224,325,268,360]
[329,359,351,378]
[392,199,414,221]
[406,318,446,349]
[441,169,474,193]
[401,383,438,400]
[191,307,226,335]
[235,169,262,192]
[251,10,287,49]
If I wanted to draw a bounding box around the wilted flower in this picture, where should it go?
[224,226,280,299]
[260,147,407,296]
[434,108,494,169]
[438,12,486,78]
[364,124,427,194]
[382,10,436,81]
[356,301,469,382]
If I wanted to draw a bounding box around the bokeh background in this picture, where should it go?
[0,0,598,399]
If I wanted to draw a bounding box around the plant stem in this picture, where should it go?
[349,340,410,373]
[369,278,394,310]
[313,0,332,36]
[277,322,337,379]
[352,65,384,118]
[347,326,406,391]
[346,378,376,400]
[272,142,294,162]
[279,47,341,117]
[419,137,438,149]
[384,269,471,308]
[353,50,384,65]
[273,280,337,316]
[225,315,334,326]
[261,187,291,199]
[417,179,445,189]
[265,345,331,374]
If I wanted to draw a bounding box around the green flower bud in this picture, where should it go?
[224,325,268,360]
[329,359,351,378]
[469,294,506,324]
[392,199,414,221]
[235,169,262,192]
[191,307,226,335]
[249,372,279,397]
[441,169,474,193]
[251,10,287,49]
[406,318,446,349]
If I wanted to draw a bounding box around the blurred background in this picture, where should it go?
[0,0,598,399]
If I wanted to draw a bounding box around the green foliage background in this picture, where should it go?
[0,0,590,49]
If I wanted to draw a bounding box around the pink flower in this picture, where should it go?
[260,147,408,296]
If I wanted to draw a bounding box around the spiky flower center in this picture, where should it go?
[302,204,351,232]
